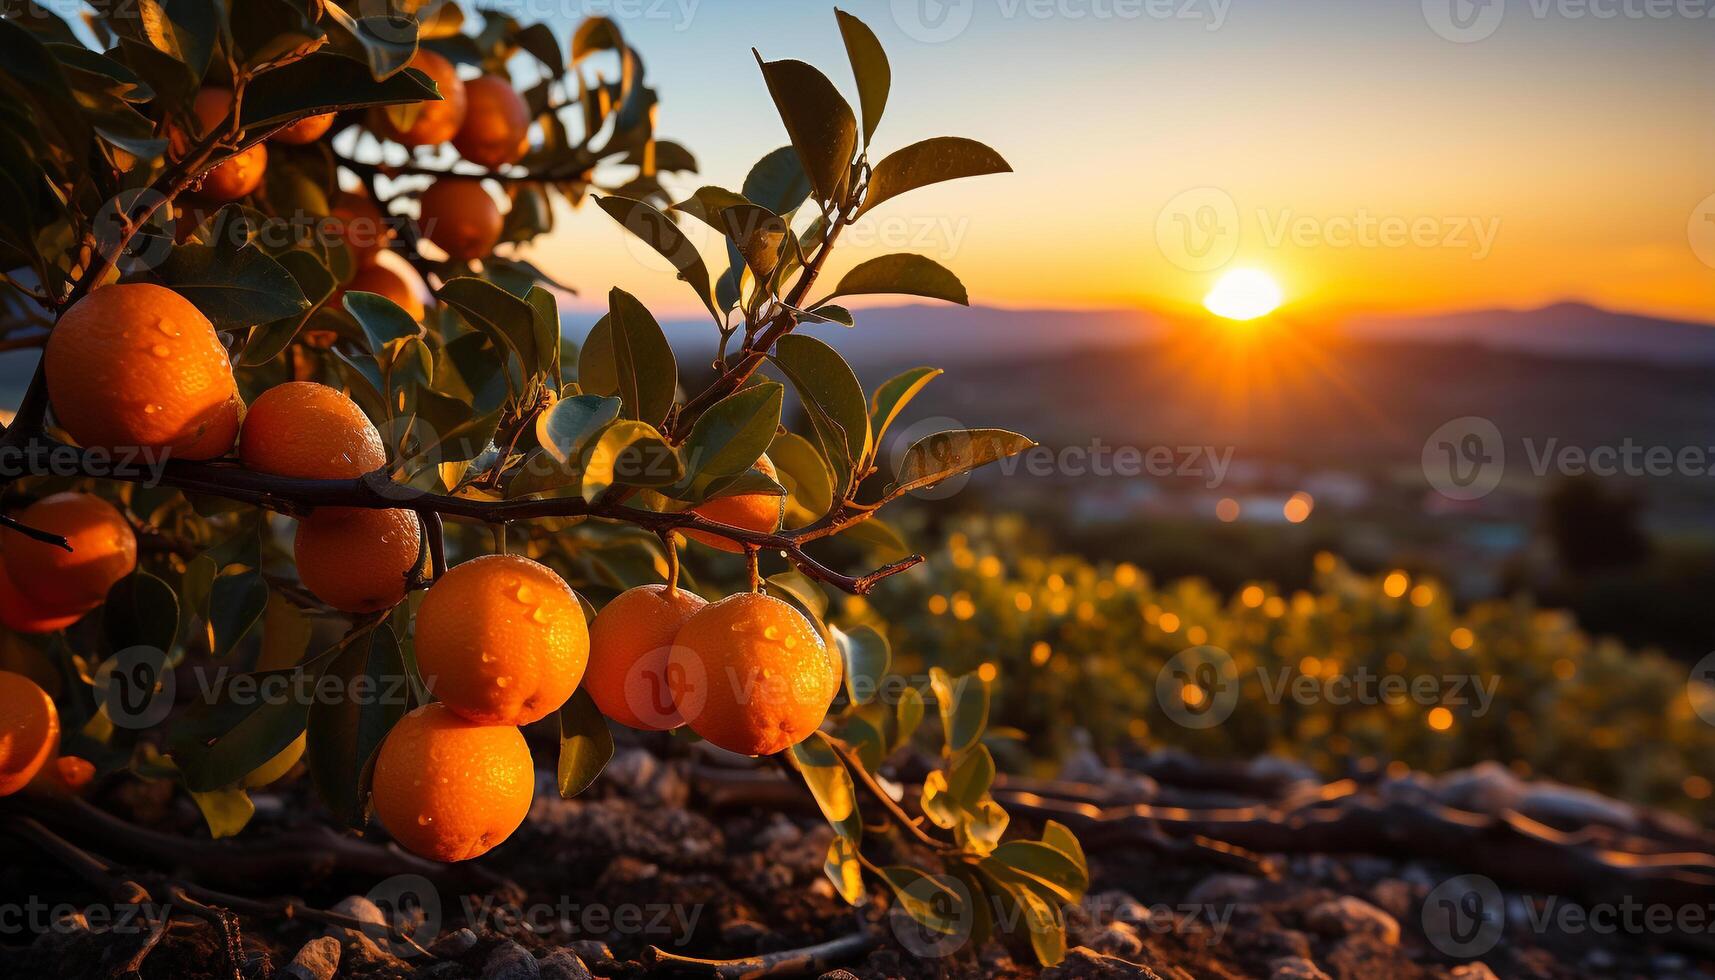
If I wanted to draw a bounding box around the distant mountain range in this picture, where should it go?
[633,299,1715,370]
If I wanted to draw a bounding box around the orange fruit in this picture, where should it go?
[585,584,707,731]
[376,50,467,147]
[46,283,243,460]
[327,191,393,268]
[669,592,837,756]
[418,178,503,263]
[414,554,588,726]
[337,264,425,321]
[294,507,422,613]
[370,703,534,862]
[2,493,137,615]
[272,112,335,145]
[184,88,268,202]
[0,671,60,796]
[239,382,386,479]
[31,755,95,796]
[686,455,784,553]
[0,550,84,633]
[452,75,531,169]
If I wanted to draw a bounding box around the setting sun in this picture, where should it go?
[1204,269,1284,321]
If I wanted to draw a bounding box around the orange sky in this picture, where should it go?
[519,2,1715,325]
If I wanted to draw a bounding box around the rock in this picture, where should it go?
[1367,879,1417,921]
[324,894,392,960]
[753,813,803,848]
[1518,783,1635,831]
[1434,762,1525,814]
[1450,964,1500,980]
[1043,946,1166,979]
[1088,890,1152,930]
[1185,873,1261,907]
[430,927,479,957]
[538,949,593,980]
[1087,921,1145,959]
[566,940,612,966]
[279,936,341,980]
[818,972,862,980]
[1268,957,1331,980]
[483,940,540,980]
[1304,897,1400,945]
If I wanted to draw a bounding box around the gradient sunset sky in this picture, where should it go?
[522,0,1714,324]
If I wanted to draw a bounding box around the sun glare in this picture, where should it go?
[1204,269,1284,321]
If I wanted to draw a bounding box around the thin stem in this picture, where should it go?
[661,529,680,596]
[826,737,949,851]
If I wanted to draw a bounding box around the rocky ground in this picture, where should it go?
[1,740,1711,979]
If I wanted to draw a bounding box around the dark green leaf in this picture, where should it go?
[307,624,407,826]
[824,253,968,306]
[209,572,269,659]
[103,572,179,655]
[557,688,613,798]
[437,276,540,376]
[678,382,783,487]
[742,146,813,216]
[536,394,622,464]
[753,55,856,207]
[343,290,423,354]
[861,137,1011,217]
[771,334,870,485]
[891,428,1035,497]
[594,196,720,324]
[721,203,788,283]
[241,53,439,130]
[835,9,890,144]
[324,7,420,80]
[581,420,680,499]
[870,367,942,443]
[672,185,750,231]
[930,667,988,754]
[151,242,309,331]
[603,288,678,426]
[769,430,835,528]
[835,624,889,705]
[789,732,861,841]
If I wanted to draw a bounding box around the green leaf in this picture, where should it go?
[437,276,541,378]
[870,367,942,444]
[930,667,988,755]
[860,137,1011,217]
[537,394,622,464]
[600,288,677,426]
[581,420,680,499]
[835,9,890,144]
[594,196,720,324]
[209,572,269,660]
[742,146,813,216]
[557,688,614,798]
[789,732,861,841]
[1041,821,1088,879]
[571,15,624,62]
[170,678,307,792]
[343,290,423,354]
[513,22,562,77]
[190,786,255,839]
[324,7,420,80]
[307,623,406,827]
[802,304,854,327]
[753,55,857,207]
[947,743,995,810]
[769,430,835,528]
[835,624,889,705]
[880,867,966,936]
[990,839,1089,904]
[103,572,179,656]
[241,53,440,129]
[921,769,961,830]
[721,203,788,283]
[153,242,309,330]
[824,836,866,905]
[678,382,783,488]
[526,286,563,383]
[672,185,749,231]
[891,428,1035,497]
[241,248,336,365]
[771,334,871,489]
[896,685,925,748]
[824,253,968,306]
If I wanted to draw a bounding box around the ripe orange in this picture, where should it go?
[327,191,393,268]
[585,585,707,731]
[239,382,386,479]
[2,493,137,615]
[337,264,425,321]
[0,550,84,633]
[294,507,422,613]
[669,592,838,756]
[0,671,60,796]
[185,88,268,202]
[418,178,503,264]
[272,112,335,145]
[376,50,467,147]
[452,75,531,169]
[685,455,785,553]
[414,554,588,726]
[46,283,243,460]
[370,703,534,862]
